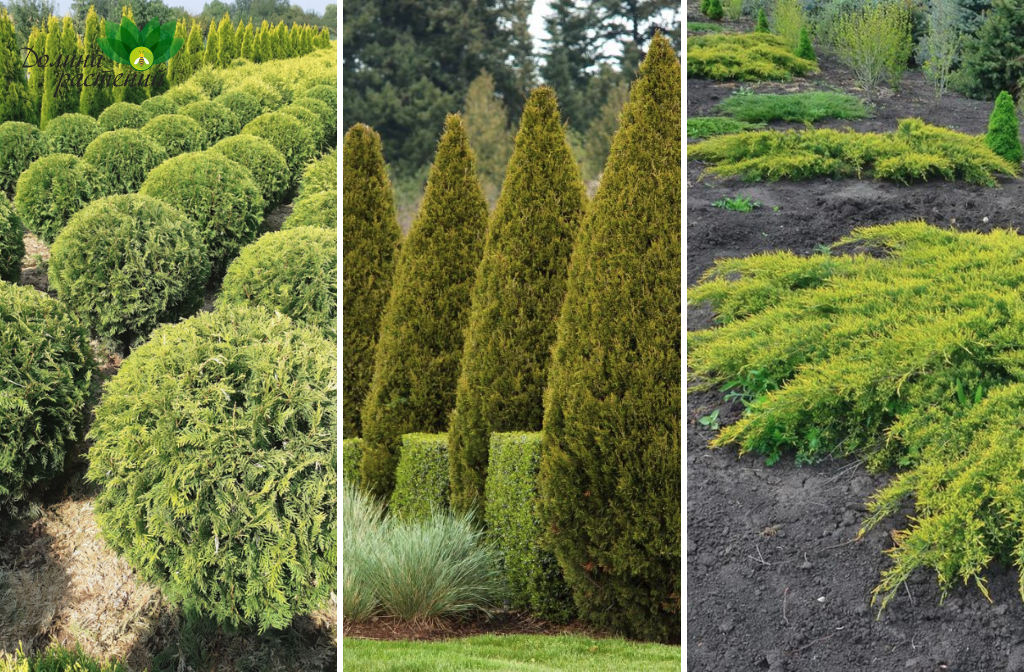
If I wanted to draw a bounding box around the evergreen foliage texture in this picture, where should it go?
[98,103,150,132]
[43,113,102,156]
[756,8,770,32]
[217,13,238,67]
[448,86,586,513]
[242,112,316,186]
[956,0,1024,100]
[0,121,49,196]
[391,433,450,522]
[0,193,24,283]
[214,89,262,127]
[538,34,681,643]
[87,306,336,632]
[464,70,513,204]
[985,90,1023,164]
[360,115,488,500]
[40,17,80,129]
[82,129,169,195]
[180,100,241,146]
[141,114,207,158]
[0,8,32,124]
[279,103,327,152]
[290,96,336,147]
[14,153,101,245]
[342,438,363,491]
[26,27,46,122]
[80,6,112,118]
[209,134,290,209]
[716,91,869,123]
[688,32,818,81]
[706,0,723,20]
[300,148,337,196]
[342,124,399,439]
[282,189,336,230]
[795,27,816,61]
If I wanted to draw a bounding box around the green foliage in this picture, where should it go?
[706,0,723,20]
[171,21,203,86]
[342,483,505,623]
[830,1,913,96]
[713,195,761,211]
[0,282,95,506]
[985,90,1022,164]
[300,148,337,196]
[43,113,102,156]
[214,89,262,127]
[343,438,363,491]
[688,32,818,82]
[360,114,488,501]
[464,70,514,204]
[690,118,1019,186]
[539,34,681,644]
[391,433,450,522]
[919,0,962,99]
[0,193,24,283]
[717,90,869,123]
[342,124,400,439]
[289,96,336,147]
[687,116,765,139]
[88,306,336,632]
[82,129,169,195]
[180,100,240,145]
[770,0,806,51]
[296,85,336,114]
[208,134,290,210]
[40,18,80,129]
[219,226,336,340]
[14,153,100,245]
[448,87,585,513]
[578,80,630,181]
[0,121,49,196]
[0,8,32,125]
[48,194,210,347]
[139,94,178,119]
[0,642,128,672]
[162,82,207,109]
[279,104,327,153]
[26,27,45,123]
[242,112,316,187]
[756,8,770,32]
[486,433,575,622]
[955,0,1024,100]
[229,80,284,114]
[283,190,337,230]
[80,6,112,118]
[204,19,219,68]
[795,27,815,60]
[98,102,151,132]
[687,22,724,33]
[724,0,743,21]
[191,65,226,99]
[141,113,207,158]
[139,151,264,275]
[217,13,238,67]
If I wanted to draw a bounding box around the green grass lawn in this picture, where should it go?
[342,634,681,671]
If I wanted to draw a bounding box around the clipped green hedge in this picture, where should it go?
[229,80,283,114]
[283,189,336,230]
[141,113,206,158]
[486,433,575,622]
[14,153,101,244]
[140,93,178,118]
[1,282,95,506]
[97,102,149,131]
[87,305,336,632]
[139,150,264,275]
[180,100,241,145]
[208,134,290,210]
[242,112,316,187]
[0,121,49,195]
[218,226,336,340]
[214,89,261,127]
[279,103,327,152]
[162,82,207,109]
[82,129,169,195]
[300,148,336,196]
[0,194,23,283]
[391,433,450,522]
[49,194,210,346]
[290,96,335,146]
[43,113,102,156]
[297,85,336,113]
[342,437,363,491]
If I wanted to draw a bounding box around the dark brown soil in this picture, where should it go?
[343,612,602,642]
[687,27,1024,672]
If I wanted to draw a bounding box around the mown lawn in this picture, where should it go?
[342,634,681,671]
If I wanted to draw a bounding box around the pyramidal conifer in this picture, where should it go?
[41,17,78,127]
[360,114,489,501]
[117,7,147,104]
[0,8,32,124]
[795,26,816,61]
[183,20,203,79]
[342,124,401,438]
[80,6,112,116]
[756,8,770,32]
[217,13,236,67]
[204,19,219,67]
[26,26,46,120]
[986,90,1023,164]
[538,33,682,643]
[448,86,586,513]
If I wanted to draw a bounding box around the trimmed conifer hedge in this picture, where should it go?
[360,115,488,500]
[87,305,336,632]
[0,194,23,283]
[282,190,336,230]
[300,148,336,196]
[486,433,575,622]
[43,113,102,156]
[279,104,327,152]
[342,437,363,491]
[97,102,150,131]
[208,134,290,209]
[83,129,169,195]
[0,121,49,195]
[48,194,210,346]
[290,96,335,146]
[1,282,95,506]
[14,153,101,244]
[391,433,450,521]
[539,33,681,643]
[242,112,316,187]
[214,89,261,127]
[448,86,586,513]
[180,100,241,145]
[141,113,207,157]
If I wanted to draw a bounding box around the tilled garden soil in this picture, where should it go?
[687,41,1024,672]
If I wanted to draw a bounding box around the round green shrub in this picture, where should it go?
[162,82,206,109]
[391,433,449,522]
[214,89,261,127]
[141,114,206,157]
[242,112,315,186]
[227,80,283,113]
[97,102,149,131]
[14,153,101,244]
[0,121,49,195]
[283,190,336,230]
[297,85,336,113]
[0,193,24,283]
[0,281,95,506]
[258,72,295,104]
[43,113,101,156]
[180,100,240,145]
[279,104,326,152]
[229,56,252,68]
[140,94,178,118]
[87,305,336,631]
[189,64,225,98]
[139,151,264,274]
[290,97,335,146]
[208,134,290,210]
[48,194,211,346]
[299,148,336,196]
[219,226,336,340]
[83,129,169,195]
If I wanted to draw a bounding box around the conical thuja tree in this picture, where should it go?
[184,20,204,80]
[81,6,112,117]
[448,86,586,514]
[756,8,770,32]
[360,114,489,501]
[27,26,46,120]
[116,7,147,104]
[204,19,219,67]
[795,26,816,61]
[986,90,1023,164]
[342,124,401,439]
[0,7,33,124]
[538,33,681,643]
[41,17,78,128]
[217,13,236,67]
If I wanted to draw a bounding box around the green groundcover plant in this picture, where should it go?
[15,153,101,245]
[88,306,336,632]
[0,193,23,282]
[43,113,102,156]
[689,220,1024,610]
[687,116,764,139]
[687,32,818,82]
[690,118,1019,185]
[716,91,870,123]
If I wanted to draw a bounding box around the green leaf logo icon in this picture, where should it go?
[97,17,183,70]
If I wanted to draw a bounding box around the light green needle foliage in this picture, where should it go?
[290,97,335,147]
[82,129,169,195]
[141,113,207,158]
[299,148,336,196]
[214,89,262,127]
[283,190,336,230]
[87,306,337,632]
[43,113,102,156]
[296,85,336,113]
[15,153,102,244]
[242,112,316,187]
[48,194,211,347]
[279,104,327,152]
[0,121,49,196]
[227,80,284,115]
[97,102,150,132]
[139,93,179,119]
[690,118,1019,185]
[716,91,870,123]
[391,433,450,522]
[0,193,23,282]
[687,32,818,81]
[180,100,241,145]
[219,226,336,340]
[209,134,290,210]
[687,116,764,139]
[985,90,1023,164]
[0,282,95,507]
[162,82,207,109]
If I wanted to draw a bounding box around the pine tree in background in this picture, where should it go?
[204,19,219,67]
[464,70,513,205]
[539,33,681,643]
[448,87,586,513]
[290,23,301,57]
[795,26,816,61]
[0,7,33,124]
[756,8,770,32]
[234,18,245,57]
[985,90,1023,163]
[148,18,178,97]
[166,18,185,86]
[580,79,629,182]
[217,13,236,67]
[360,114,489,501]
[342,124,401,439]
[273,21,287,59]
[179,20,203,83]
[26,26,46,121]
[956,0,1024,100]
[241,21,254,60]
[706,0,724,20]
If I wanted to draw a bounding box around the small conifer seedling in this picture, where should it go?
[795,27,816,61]
[756,8,770,32]
[706,0,724,20]
[986,90,1023,164]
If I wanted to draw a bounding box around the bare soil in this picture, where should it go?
[687,24,1024,672]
